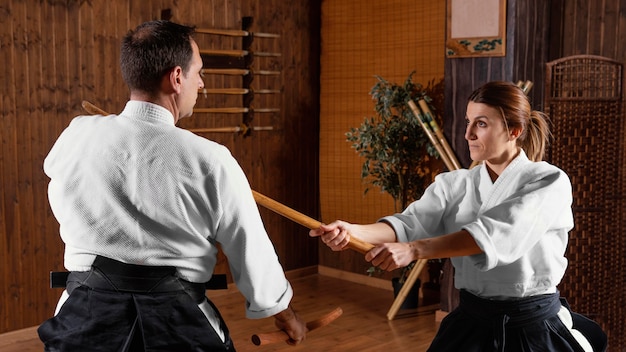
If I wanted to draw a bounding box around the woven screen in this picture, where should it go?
[545,55,625,349]
[319,0,445,226]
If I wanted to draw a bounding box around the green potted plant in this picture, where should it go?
[346,72,443,212]
[348,72,444,308]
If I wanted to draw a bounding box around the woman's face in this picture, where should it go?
[464,101,519,166]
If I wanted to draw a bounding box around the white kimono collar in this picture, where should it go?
[120,100,176,125]
[478,149,530,211]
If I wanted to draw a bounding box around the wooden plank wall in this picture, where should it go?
[443,0,552,168]
[445,0,626,166]
[0,0,320,334]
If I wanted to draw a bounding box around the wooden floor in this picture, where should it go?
[0,273,439,351]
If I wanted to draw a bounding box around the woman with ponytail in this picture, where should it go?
[311,81,606,351]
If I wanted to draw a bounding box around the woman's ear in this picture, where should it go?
[510,127,523,140]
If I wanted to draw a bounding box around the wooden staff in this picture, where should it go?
[201,68,281,76]
[193,107,280,114]
[202,68,250,76]
[199,49,281,57]
[252,191,374,254]
[194,107,249,114]
[199,88,250,95]
[417,99,462,170]
[195,28,280,39]
[198,88,281,96]
[251,307,343,346]
[81,100,108,115]
[189,125,273,134]
[200,49,249,57]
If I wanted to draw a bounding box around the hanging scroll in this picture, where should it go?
[446,0,506,58]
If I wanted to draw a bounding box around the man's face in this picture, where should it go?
[178,39,204,120]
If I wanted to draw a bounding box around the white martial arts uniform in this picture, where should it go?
[382,150,593,351]
[44,101,292,342]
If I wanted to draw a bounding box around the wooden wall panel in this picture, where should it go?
[0,0,320,334]
[444,0,552,168]
[319,0,446,277]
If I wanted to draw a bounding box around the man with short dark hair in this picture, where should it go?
[38,20,306,351]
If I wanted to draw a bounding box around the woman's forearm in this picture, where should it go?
[351,222,397,244]
[414,230,483,259]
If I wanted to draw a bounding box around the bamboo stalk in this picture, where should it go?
[417,99,462,170]
[386,259,428,320]
[407,101,455,170]
[389,100,463,321]
[522,80,534,94]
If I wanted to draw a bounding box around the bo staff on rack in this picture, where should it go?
[195,28,280,39]
[80,100,349,345]
[198,88,281,96]
[189,125,273,134]
[201,68,281,76]
[193,107,280,114]
[199,49,281,58]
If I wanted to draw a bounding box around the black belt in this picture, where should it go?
[49,256,227,304]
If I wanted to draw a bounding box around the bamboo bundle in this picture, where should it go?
[387,99,462,320]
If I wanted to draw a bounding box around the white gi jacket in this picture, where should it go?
[382,150,574,298]
[44,101,292,321]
